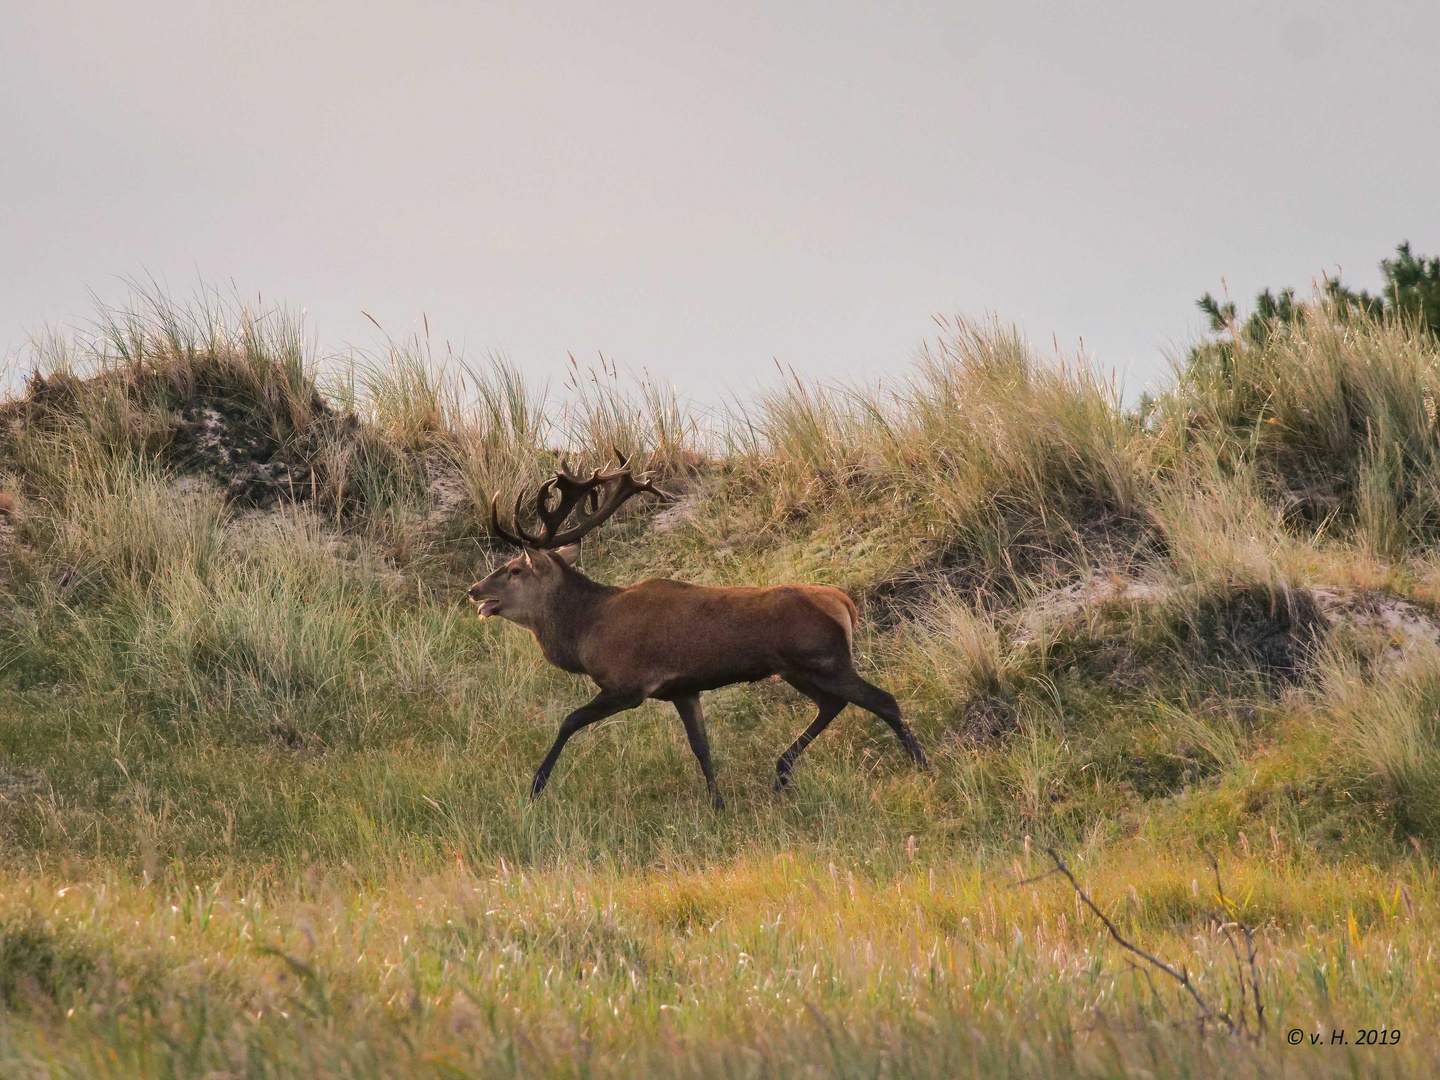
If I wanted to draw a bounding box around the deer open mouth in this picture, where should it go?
[476,598,501,620]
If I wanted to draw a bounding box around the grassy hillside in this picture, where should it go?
[1,288,1439,1076]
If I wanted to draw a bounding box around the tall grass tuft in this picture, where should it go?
[95,282,323,445]
[561,354,702,477]
[736,317,1148,596]
[1322,645,1440,836]
[445,352,550,542]
[1161,296,1440,552]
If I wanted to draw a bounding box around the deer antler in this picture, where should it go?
[489,450,667,549]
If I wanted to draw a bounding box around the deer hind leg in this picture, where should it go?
[530,688,643,799]
[775,676,847,791]
[812,669,928,768]
[674,695,724,810]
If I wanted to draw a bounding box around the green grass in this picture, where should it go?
[0,286,1439,1075]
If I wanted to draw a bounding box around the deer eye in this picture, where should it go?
[509,566,522,576]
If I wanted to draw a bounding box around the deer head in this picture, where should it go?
[468,451,665,624]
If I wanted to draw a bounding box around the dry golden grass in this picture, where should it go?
[0,287,1438,1075]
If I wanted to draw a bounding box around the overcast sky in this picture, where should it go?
[4,1,1438,402]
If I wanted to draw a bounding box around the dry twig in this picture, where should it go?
[1205,851,1265,1033]
[1042,847,1227,1031]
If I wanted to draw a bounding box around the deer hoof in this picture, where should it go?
[530,773,549,799]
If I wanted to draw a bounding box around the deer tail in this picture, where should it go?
[837,591,860,655]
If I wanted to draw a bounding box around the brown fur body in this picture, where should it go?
[572,580,855,695]
[469,549,926,807]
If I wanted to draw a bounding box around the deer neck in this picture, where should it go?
[529,566,616,675]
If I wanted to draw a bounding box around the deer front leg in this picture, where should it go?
[531,689,643,799]
[674,695,723,810]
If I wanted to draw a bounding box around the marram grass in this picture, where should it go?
[2,287,1440,1075]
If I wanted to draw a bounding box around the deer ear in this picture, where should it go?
[521,548,535,569]
[553,543,581,566]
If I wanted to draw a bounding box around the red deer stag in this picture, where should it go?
[468,454,927,808]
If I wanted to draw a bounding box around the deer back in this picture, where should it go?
[576,580,858,698]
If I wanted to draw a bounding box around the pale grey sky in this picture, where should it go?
[4,1,1438,400]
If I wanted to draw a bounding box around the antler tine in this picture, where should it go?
[530,477,567,544]
[579,451,634,513]
[488,492,527,548]
[495,451,667,549]
[535,469,605,544]
[512,490,545,546]
[554,456,590,483]
[541,452,669,548]
[588,448,632,482]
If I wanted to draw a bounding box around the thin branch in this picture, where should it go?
[1124,958,1164,1018]
[1044,847,1226,1030]
[1207,852,1249,1032]
[1009,866,1063,888]
[1206,850,1265,1034]
[1215,919,1246,1031]
[1244,924,1265,1031]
